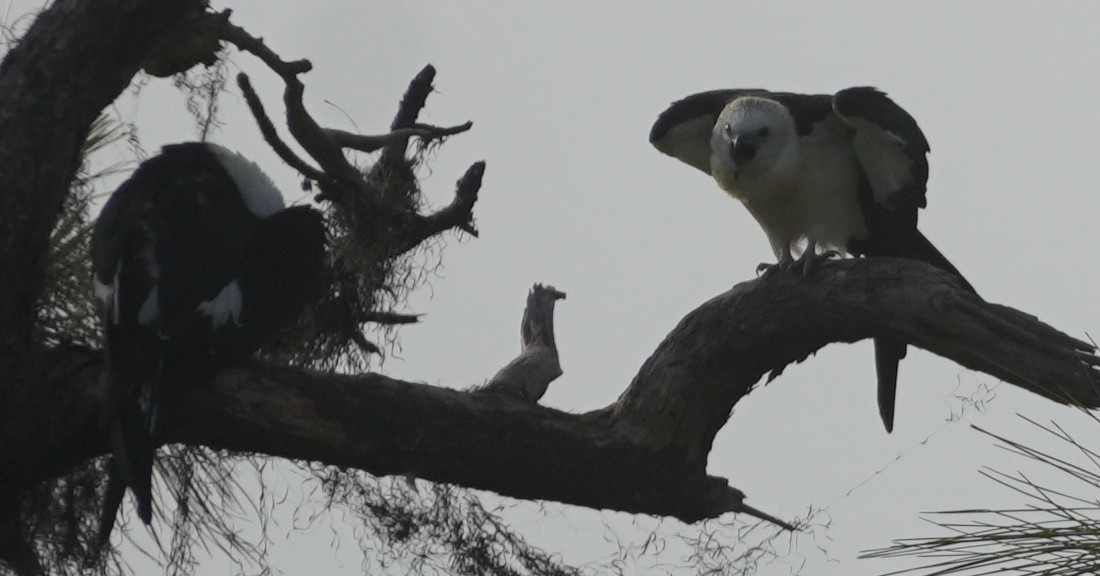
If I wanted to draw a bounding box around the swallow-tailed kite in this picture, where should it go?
[92,142,326,540]
[649,87,974,433]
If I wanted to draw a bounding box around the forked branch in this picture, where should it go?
[222,20,474,218]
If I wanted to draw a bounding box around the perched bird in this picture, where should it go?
[650,87,974,433]
[91,142,326,541]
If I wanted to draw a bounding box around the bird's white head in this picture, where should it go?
[709,97,798,192]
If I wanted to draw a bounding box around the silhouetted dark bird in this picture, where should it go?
[91,142,325,541]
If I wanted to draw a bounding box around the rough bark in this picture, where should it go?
[0,2,204,571]
[4,259,1096,529]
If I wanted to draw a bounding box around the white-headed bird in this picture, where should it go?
[650,87,974,433]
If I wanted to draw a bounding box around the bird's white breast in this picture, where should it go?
[719,123,868,259]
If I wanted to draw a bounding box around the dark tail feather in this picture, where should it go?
[97,453,153,545]
[911,230,975,294]
[101,324,162,542]
[99,391,156,543]
[874,338,906,433]
[872,231,973,433]
[116,411,156,526]
[129,454,154,526]
[98,466,127,545]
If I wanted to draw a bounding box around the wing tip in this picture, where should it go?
[834,86,929,153]
[649,89,748,145]
[833,86,888,116]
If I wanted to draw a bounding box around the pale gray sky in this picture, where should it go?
[13,1,1100,574]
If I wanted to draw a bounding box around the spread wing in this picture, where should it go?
[832,87,930,211]
[651,89,837,174]
[649,89,766,174]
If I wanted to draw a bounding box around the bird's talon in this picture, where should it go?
[796,249,840,276]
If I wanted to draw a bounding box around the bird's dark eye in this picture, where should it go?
[757,126,770,137]
[724,123,733,137]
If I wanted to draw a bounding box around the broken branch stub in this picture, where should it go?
[480,284,567,402]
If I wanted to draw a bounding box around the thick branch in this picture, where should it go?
[2,353,757,525]
[6,259,1096,529]
[141,8,228,77]
[611,258,1099,460]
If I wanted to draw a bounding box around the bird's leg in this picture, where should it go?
[756,249,794,277]
[794,239,839,276]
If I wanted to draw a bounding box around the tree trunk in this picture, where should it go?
[0,0,203,355]
[0,1,204,570]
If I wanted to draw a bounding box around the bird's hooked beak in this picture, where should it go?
[729,135,757,178]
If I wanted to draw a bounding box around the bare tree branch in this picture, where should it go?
[380,64,438,169]
[236,73,328,183]
[401,160,483,245]
[219,17,311,80]
[7,259,1097,533]
[326,122,473,154]
[225,20,480,247]
[220,17,483,372]
[362,311,422,325]
[220,17,364,192]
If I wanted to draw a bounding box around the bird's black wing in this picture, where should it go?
[209,205,326,359]
[833,88,974,433]
[650,89,767,174]
[651,89,837,174]
[833,87,929,213]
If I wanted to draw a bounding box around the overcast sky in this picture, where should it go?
[10,1,1100,574]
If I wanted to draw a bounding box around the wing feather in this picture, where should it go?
[832,87,929,210]
[649,89,765,174]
